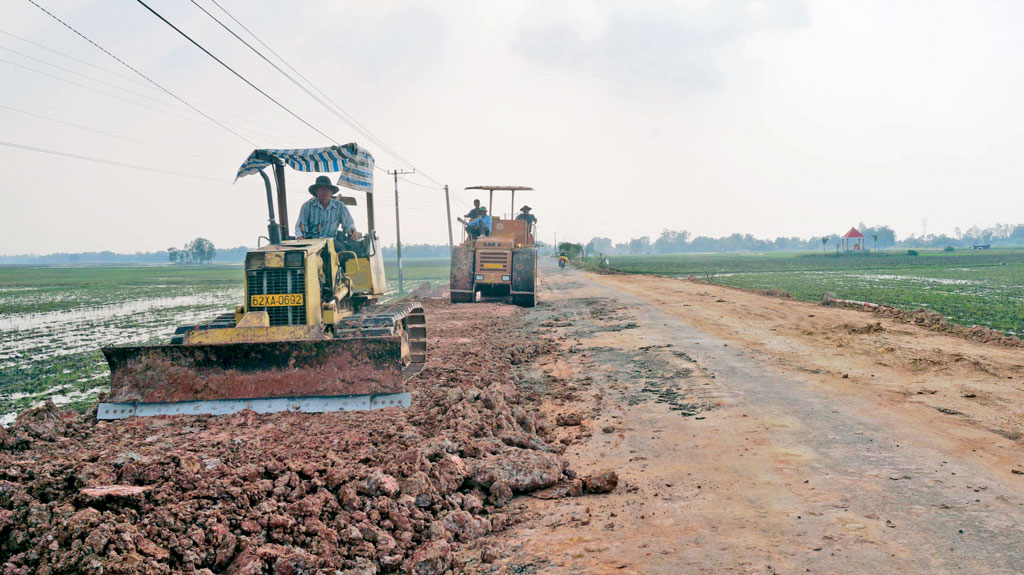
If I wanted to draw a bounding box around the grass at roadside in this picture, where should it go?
[383,258,450,296]
[604,249,1024,334]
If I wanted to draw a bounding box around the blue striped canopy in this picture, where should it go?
[235,143,375,192]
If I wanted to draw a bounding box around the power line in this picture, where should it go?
[0,56,291,145]
[1,31,313,144]
[398,176,444,190]
[0,56,233,132]
[170,99,309,146]
[0,59,295,147]
[0,44,183,110]
[199,0,416,173]
[375,193,441,211]
[133,0,335,143]
[24,0,446,199]
[0,104,236,166]
[196,0,446,187]
[0,28,159,92]
[25,0,257,146]
[448,191,473,210]
[0,139,257,184]
[0,72,436,211]
[187,1,379,155]
[177,2,456,210]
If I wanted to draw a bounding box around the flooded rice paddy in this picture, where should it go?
[0,260,450,425]
[0,265,243,425]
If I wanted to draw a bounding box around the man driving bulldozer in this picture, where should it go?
[295,175,359,240]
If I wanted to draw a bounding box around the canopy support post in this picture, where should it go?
[273,164,289,239]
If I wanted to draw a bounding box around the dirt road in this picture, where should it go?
[3,261,1022,574]
[491,260,1024,574]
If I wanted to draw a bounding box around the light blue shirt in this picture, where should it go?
[295,197,355,239]
[469,214,492,235]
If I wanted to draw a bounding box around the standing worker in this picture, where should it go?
[515,205,537,234]
[295,175,358,240]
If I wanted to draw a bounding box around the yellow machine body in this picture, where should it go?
[451,215,539,308]
[182,238,386,345]
[99,144,426,419]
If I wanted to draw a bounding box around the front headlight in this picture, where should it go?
[245,252,265,269]
[475,274,484,280]
[285,251,304,267]
[501,275,511,281]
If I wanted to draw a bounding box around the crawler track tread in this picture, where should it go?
[334,302,427,381]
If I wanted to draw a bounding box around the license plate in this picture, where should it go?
[482,263,504,269]
[250,293,304,307]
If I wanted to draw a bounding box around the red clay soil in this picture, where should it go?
[105,339,406,403]
[869,305,1022,348]
[689,276,1023,349]
[0,300,600,575]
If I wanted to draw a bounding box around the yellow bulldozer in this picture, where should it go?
[98,144,425,419]
[450,185,537,307]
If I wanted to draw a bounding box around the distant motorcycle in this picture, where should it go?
[558,255,568,268]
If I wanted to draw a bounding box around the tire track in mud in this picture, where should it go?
[497,262,1024,575]
[536,293,721,420]
[480,275,738,574]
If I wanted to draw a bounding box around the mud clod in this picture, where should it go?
[556,412,584,426]
[0,300,569,574]
[583,470,619,494]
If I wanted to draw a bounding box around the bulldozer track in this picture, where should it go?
[335,301,427,380]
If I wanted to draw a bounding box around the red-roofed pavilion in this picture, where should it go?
[841,227,865,252]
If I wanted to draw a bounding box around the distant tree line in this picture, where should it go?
[380,243,451,259]
[4,222,1022,264]
[0,242,451,265]
[558,242,584,260]
[584,222,1024,255]
[0,245,249,265]
[168,237,217,264]
[900,223,1024,249]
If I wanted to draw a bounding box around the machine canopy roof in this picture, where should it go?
[465,185,533,192]
[235,143,375,192]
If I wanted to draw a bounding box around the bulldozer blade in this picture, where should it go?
[101,337,407,406]
[97,393,411,420]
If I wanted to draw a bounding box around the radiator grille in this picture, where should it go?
[477,251,509,272]
[247,268,305,326]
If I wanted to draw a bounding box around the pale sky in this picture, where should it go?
[2,0,1023,255]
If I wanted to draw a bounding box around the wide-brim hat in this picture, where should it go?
[477,205,488,213]
[308,175,339,196]
[520,205,532,211]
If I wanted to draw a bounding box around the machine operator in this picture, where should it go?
[294,175,359,241]
[515,205,537,234]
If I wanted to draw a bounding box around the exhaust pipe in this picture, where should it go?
[258,169,282,245]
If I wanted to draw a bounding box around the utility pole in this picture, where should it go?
[444,185,454,254]
[388,169,415,294]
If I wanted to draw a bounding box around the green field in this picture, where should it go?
[383,258,451,293]
[605,249,1024,334]
[0,259,450,424]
